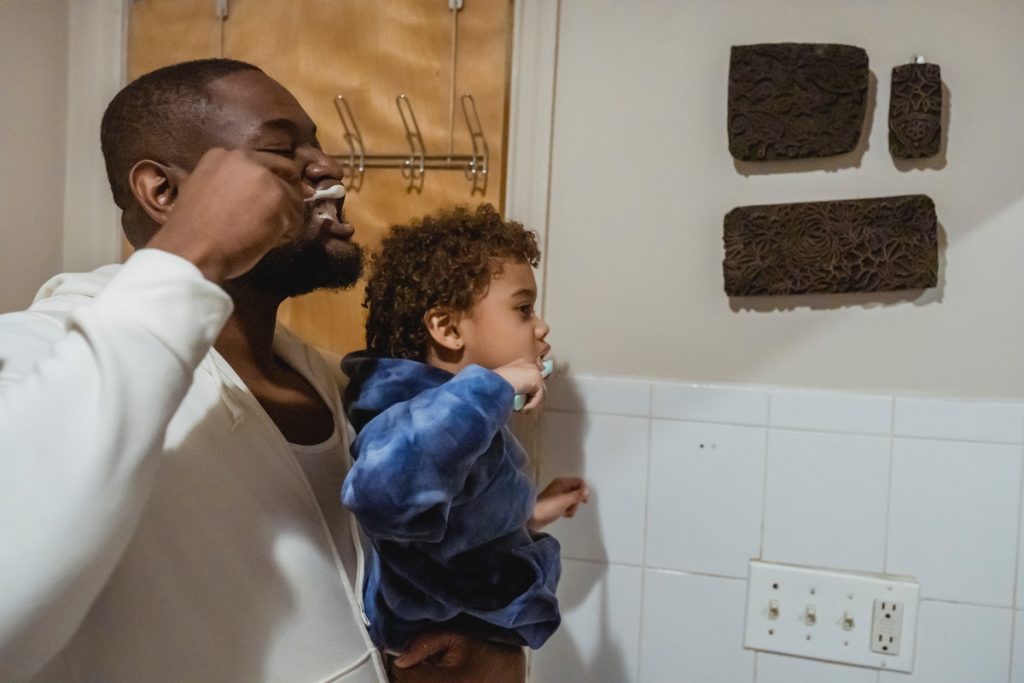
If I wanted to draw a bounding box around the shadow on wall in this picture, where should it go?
[529,375,633,683]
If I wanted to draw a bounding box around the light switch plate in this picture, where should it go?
[744,561,920,672]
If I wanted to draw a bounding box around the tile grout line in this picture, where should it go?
[877,405,894,682]
[758,392,773,563]
[633,383,654,683]
[882,399,896,574]
[557,403,1024,446]
[1006,432,1024,682]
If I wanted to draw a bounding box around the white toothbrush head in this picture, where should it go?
[305,184,346,203]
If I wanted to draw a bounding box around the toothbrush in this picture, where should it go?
[513,359,554,411]
[305,184,345,202]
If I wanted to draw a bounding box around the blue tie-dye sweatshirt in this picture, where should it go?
[341,353,562,651]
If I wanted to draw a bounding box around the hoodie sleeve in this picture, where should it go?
[342,364,514,543]
[0,249,232,682]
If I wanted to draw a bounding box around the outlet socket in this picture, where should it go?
[871,599,904,655]
[744,561,920,672]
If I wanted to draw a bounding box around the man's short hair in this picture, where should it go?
[364,203,541,361]
[100,58,262,209]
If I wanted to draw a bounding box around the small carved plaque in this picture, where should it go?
[728,43,869,161]
[889,63,942,158]
[723,195,938,296]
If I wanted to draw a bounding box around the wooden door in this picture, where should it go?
[128,0,513,354]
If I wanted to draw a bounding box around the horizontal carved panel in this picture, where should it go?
[723,195,938,296]
[728,43,869,161]
[889,63,942,158]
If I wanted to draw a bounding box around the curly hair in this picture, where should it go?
[365,203,541,361]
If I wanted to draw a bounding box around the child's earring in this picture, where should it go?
[454,340,463,349]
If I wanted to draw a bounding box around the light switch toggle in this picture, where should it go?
[805,605,817,625]
[768,599,780,620]
[843,611,855,631]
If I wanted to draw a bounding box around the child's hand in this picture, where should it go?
[529,477,589,532]
[493,359,547,413]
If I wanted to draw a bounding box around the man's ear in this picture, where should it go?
[127,159,185,226]
[423,307,464,352]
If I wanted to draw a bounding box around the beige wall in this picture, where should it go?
[0,0,69,312]
[542,0,1024,400]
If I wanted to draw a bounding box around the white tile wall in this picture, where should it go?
[529,374,1024,683]
[887,438,1022,606]
[1018,495,1024,610]
[539,412,650,565]
[894,397,1024,444]
[756,652,879,683]
[770,389,892,435]
[878,601,1013,683]
[531,559,643,683]
[547,374,651,416]
[762,430,890,573]
[1011,610,1024,683]
[651,381,769,425]
[638,570,753,683]
[646,420,765,577]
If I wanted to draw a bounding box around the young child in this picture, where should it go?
[341,203,587,663]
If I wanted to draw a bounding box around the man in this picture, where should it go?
[0,59,525,682]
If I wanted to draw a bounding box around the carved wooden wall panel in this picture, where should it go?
[889,63,942,158]
[728,43,869,161]
[723,195,938,296]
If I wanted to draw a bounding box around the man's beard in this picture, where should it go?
[232,223,364,299]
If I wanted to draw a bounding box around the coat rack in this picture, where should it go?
[329,0,489,194]
[331,93,489,194]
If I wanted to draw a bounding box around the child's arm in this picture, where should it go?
[342,365,513,543]
[528,477,589,532]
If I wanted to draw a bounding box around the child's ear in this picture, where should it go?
[424,307,464,351]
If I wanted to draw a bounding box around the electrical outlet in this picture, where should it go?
[744,561,920,672]
[871,600,904,655]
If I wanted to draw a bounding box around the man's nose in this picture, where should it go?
[303,149,345,185]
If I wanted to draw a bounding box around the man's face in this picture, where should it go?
[200,69,363,297]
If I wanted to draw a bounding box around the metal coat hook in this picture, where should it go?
[461,93,488,194]
[329,93,490,195]
[332,96,366,191]
[397,95,426,193]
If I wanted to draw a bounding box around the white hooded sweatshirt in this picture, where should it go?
[0,249,386,683]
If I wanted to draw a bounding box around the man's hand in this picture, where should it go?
[493,359,546,413]
[146,148,310,283]
[390,632,525,683]
[529,476,589,532]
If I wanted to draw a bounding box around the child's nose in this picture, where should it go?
[536,319,550,339]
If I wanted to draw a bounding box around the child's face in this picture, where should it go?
[457,259,550,371]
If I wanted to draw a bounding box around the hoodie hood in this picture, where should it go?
[341,352,456,432]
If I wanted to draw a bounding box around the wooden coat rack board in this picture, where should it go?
[127,0,513,355]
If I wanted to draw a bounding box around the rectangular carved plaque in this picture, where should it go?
[728,43,869,161]
[889,63,942,158]
[723,195,938,296]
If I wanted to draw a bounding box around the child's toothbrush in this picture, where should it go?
[514,359,554,411]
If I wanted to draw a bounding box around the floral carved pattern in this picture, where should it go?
[723,195,938,296]
[889,63,942,158]
[728,43,869,161]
